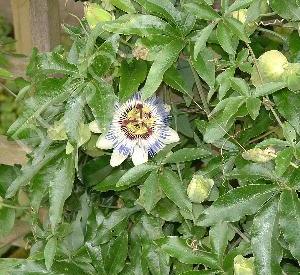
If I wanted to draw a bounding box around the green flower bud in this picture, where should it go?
[187,175,214,203]
[234,255,256,275]
[84,3,112,29]
[242,147,276,163]
[251,50,289,86]
[232,9,257,34]
[283,63,300,92]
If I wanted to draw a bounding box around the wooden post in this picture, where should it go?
[29,0,61,52]
[10,0,32,55]
[10,0,61,54]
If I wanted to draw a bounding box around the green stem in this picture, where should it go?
[229,224,250,243]
[0,82,17,98]
[221,0,229,13]
[1,203,29,210]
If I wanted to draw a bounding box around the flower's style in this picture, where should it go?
[92,93,180,167]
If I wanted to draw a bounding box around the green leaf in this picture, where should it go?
[199,184,277,226]
[86,80,117,132]
[228,163,278,181]
[156,237,220,269]
[151,198,181,222]
[223,17,250,42]
[227,0,255,13]
[119,59,147,101]
[141,39,185,99]
[279,190,300,262]
[183,0,220,20]
[134,0,181,25]
[193,23,216,59]
[273,90,300,134]
[144,242,170,274]
[230,77,250,96]
[209,222,229,261]
[275,148,293,176]
[7,78,79,137]
[163,148,211,164]
[103,14,177,36]
[94,169,127,192]
[216,21,236,55]
[64,94,86,146]
[49,153,75,232]
[91,34,120,76]
[0,67,14,79]
[105,233,128,274]
[246,0,266,22]
[35,52,78,75]
[253,82,286,97]
[251,197,282,275]
[0,208,15,238]
[164,65,192,96]
[0,165,19,197]
[110,0,136,13]
[30,158,60,211]
[116,163,158,187]
[282,122,296,144]
[221,96,246,124]
[44,237,57,270]
[6,145,65,198]
[86,243,107,275]
[246,97,261,120]
[96,206,141,243]
[191,48,215,90]
[270,0,300,21]
[159,169,192,212]
[137,171,162,213]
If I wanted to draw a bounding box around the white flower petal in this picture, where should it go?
[89,120,101,133]
[164,104,171,112]
[96,135,114,149]
[110,149,128,167]
[132,146,148,166]
[164,127,180,144]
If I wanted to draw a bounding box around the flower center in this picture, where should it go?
[120,103,155,139]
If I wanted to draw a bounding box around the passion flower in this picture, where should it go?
[251,50,288,86]
[94,93,180,167]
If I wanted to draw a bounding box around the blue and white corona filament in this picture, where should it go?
[93,93,180,167]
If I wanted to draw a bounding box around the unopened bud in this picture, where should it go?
[84,3,112,29]
[187,175,214,203]
[251,50,288,86]
[234,255,256,275]
[242,147,276,163]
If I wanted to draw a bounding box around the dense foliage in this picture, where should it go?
[0,16,25,134]
[1,0,300,274]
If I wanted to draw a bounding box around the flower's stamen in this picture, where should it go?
[119,103,156,140]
